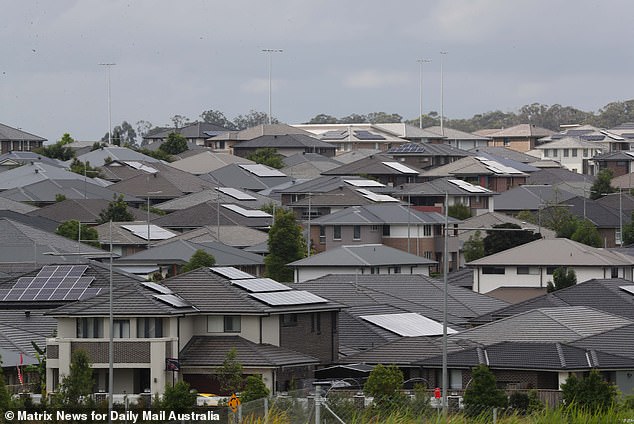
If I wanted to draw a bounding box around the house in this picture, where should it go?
[424,126,490,150]
[277,175,396,206]
[524,167,594,198]
[154,187,276,213]
[205,124,313,153]
[289,244,437,282]
[475,124,554,152]
[533,137,601,174]
[420,156,528,193]
[204,163,292,193]
[92,221,177,257]
[168,151,254,175]
[232,134,336,158]
[0,123,46,154]
[281,153,342,180]
[539,124,629,153]
[386,142,471,170]
[142,122,231,147]
[493,184,577,217]
[321,154,423,187]
[309,204,461,272]
[394,177,497,216]
[292,123,411,153]
[594,150,634,177]
[46,266,342,395]
[467,238,634,294]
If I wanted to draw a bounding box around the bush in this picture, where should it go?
[240,375,270,403]
[463,365,507,416]
[363,364,407,413]
[162,381,197,413]
[561,370,618,413]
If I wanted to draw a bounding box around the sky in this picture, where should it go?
[2,0,634,142]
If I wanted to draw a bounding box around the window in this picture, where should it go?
[208,315,241,333]
[482,266,505,275]
[382,225,390,236]
[389,266,402,274]
[333,225,342,240]
[563,149,569,157]
[552,149,558,157]
[76,318,103,338]
[583,149,588,157]
[370,225,379,232]
[137,318,163,338]
[282,314,298,327]
[516,266,530,275]
[503,137,510,146]
[319,226,325,244]
[616,229,622,246]
[113,319,130,338]
[572,149,577,157]
[311,313,321,334]
[423,225,432,237]
[611,267,619,278]
[353,225,361,240]
[546,266,559,275]
[424,251,433,260]
[544,149,549,158]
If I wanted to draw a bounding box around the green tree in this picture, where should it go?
[305,114,338,124]
[215,348,243,395]
[571,219,602,247]
[246,148,285,169]
[136,147,173,162]
[447,203,471,220]
[590,169,615,200]
[547,267,577,293]
[622,212,634,246]
[69,158,103,178]
[561,369,618,412]
[98,194,135,224]
[366,112,402,124]
[464,230,485,262]
[233,110,277,130]
[240,375,270,403]
[33,133,75,161]
[265,209,306,282]
[483,223,541,256]
[55,194,67,202]
[24,342,47,398]
[181,250,216,273]
[463,364,507,416]
[56,220,100,247]
[159,132,188,155]
[57,350,93,405]
[199,109,236,130]
[162,381,197,413]
[363,364,407,413]
[0,358,11,412]
[170,114,191,128]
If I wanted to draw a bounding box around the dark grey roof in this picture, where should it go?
[322,154,424,176]
[204,163,292,192]
[288,186,394,208]
[493,185,577,211]
[0,179,140,204]
[395,177,496,197]
[340,336,467,365]
[468,151,539,173]
[28,198,152,224]
[0,163,90,190]
[290,244,435,267]
[155,225,268,249]
[0,211,59,233]
[154,187,275,212]
[0,123,46,142]
[152,201,272,230]
[386,142,470,157]
[525,168,595,185]
[277,175,395,195]
[143,122,232,140]
[572,323,634,359]
[0,309,56,365]
[469,147,540,163]
[443,268,474,289]
[596,192,634,214]
[0,151,61,167]
[311,204,458,225]
[283,153,342,167]
[210,124,312,142]
[546,196,630,228]
[73,146,161,165]
[0,197,38,214]
[233,134,336,150]
[180,336,318,367]
[114,239,264,267]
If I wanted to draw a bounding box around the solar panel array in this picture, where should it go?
[359,312,457,337]
[344,179,385,187]
[238,163,286,177]
[121,224,176,241]
[249,290,328,306]
[474,157,523,175]
[448,179,491,193]
[211,267,255,280]
[356,188,399,203]
[354,130,385,140]
[231,278,292,293]
[217,187,257,201]
[387,143,427,153]
[222,204,272,218]
[141,281,191,308]
[0,265,101,302]
[381,161,419,174]
[321,130,347,140]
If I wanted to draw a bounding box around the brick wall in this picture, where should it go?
[279,311,338,365]
[71,341,151,363]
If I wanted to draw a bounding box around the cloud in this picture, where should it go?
[343,70,410,89]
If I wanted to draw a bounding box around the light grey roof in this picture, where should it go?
[467,238,634,267]
[469,146,540,163]
[204,163,292,192]
[373,123,446,139]
[211,124,313,141]
[535,136,602,150]
[0,151,63,167]
[169,151,254,175]
[154,187,275,212]
[0,179,143,204]
[73,146,162,166]
[421,156,527,178]
[395,177,495,197]
[493,184,577,211]
[424,126,490,141]
[283,152,342,167]
[525,167,594,185]
[289,244,436,267]
[541,124,627,144]
[0,163,88,190]
[29,199,153,224]
[333,149,382,164]
[311,204,459,225]
[152,201,272,230]
[322,154,424,176]
[92,220,174,245]
[233,133,336,149]
[277,175,394,195]
[483,124,555,139]
[457,211,556,242]
[572,323,634,359]
[0,123,46,142]
[0,197,38,213]
[282,159,342,180]
[155,225,268,249]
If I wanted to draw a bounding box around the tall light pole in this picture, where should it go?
[417,59,431,129]
[439,52,448,136]
[261,49,283,125]
[442,191,449,419]
[307,193,312,258]
[99,63,116,145]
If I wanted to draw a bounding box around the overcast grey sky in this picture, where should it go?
[2,0,633,142]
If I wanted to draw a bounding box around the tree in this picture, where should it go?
[57,350,93,405]
[463,364,507,416]
[233,110,276,130]
[622,212,634,246]
[136,147,173,162]
[69,158,103,178]
[135,120,154,142]
[170,114,190,128]
[24,342,47,398]
[483,223,541,256]
[265,209,306,282]
[162,381,197,413]
[366,112,402,124]
[338,113,368,124]
[215,348,243,395]
[182,250,216,273]
[571,219,602,247]
[447,203,471,220]
[200,109,236,130]
[305,114,338,124]
[464,230,485,262]
[561,369,618,412]
[547,267,577,293]
[33,133,75,161]
[98,194,134,224]
[590,169,615,200]
[159,132,188,155]
[240,375,270,403]
[0,357,11,412]
[56,220,100,247]
[246,148,285,169]
[363,364,407,412]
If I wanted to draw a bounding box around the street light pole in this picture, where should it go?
[108,220,114,423]
[439,52,448,136]
[99,63,116,145]
[442,191,449,419]
[417,59,431,129]
[262,49,282,125]
[307,193,312,258]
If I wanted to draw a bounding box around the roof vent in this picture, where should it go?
[34,169,38,173]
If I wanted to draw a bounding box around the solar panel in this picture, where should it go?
[344,179,385,187]
[121,224,177,241]
[321,130,347,140]
[238,164,286,177]
[124,161,158,174]
[153,294,190,308]
[619,286,634,296]
[354,130,385,140]
[79,288,103,300]
[13,278,32,289]
[217,187,257,201]
[210,267,254,280]
[448,179,490,193]
[232,278,292,293]
[222,204,272,218]
[249,290,328,306]
[356,188,399,202]
[360,313,457,337]
[381,161,419,174]
[142,282,173,295]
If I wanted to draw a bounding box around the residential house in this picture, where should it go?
[533,137,601,174]
[310,204,461,272]
[289,244,437,282]
[420,156,528,193]
[92,221,177,257]
[293,123,412,153]
[281,153,342,180]
[524,167,594,198]
[142,122,231,147]
[608,122,634,146]
[321,154,423,187]
[493,184,577,217]
[0,162,97,191]
[232,134,336,158]
[539,124,629,153]
[205,124,313,153]
[594,150,634,177]
[475,124,554,152]
[467,238,634,294]
[424,126,490,150]
[47,266,341,395]
[168,151,254,175]
[386,142,471,170]
[204,163,292,193]
[0,123,46,154]
[27,198,151,224]
[153,225,268,250]
[154,187,276,213]
[0,151,63,171]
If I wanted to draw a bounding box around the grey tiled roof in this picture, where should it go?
[0,179,139,204]
[233,134,336,149]
[0,163,88,190]
[290,244,435,267]
[421,156,527,178]
[155,225,268,249]
[152,201,272,230]
[0,123,46,141]
[73,146,161,165]
[143,122,232,140]
[322,154,424,176]
[211,124,312,142]
[469,146,540,163]
[395,178,496,197]
[525,167,594,185]
[169,151,254,175]
[311,204,458,226]
[482,124,554,139]
[283,153,342,167]
[457,212,556,242]
[0,309,56,364]
[28,199,152,224]
[204,163,292,192]
[424,126,490,141]
[0,197,38,214]
[572,323,634,359]
[180,336,318,367]
[493,185,577,211]
[387,142,470,156]
[154,188,275,212]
